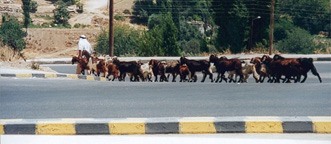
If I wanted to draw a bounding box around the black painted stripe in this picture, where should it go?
[78,75,87,79]
[75,124,109,135]
[56,74,67,77]
[32,74,45,78]
[214,122,246,133]
[4,124,36,134]
[145,122,179,134]
[282,121,313,133]
[1,74,16,77]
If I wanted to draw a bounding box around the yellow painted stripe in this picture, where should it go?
[86,76,95,81]
[45,73,57,78]
[0,124,4,134]
[179,122,216,134]
[16,74,32,78]
[109,123,145,135]
[100,77,107,81]
[36,123,76,135]
[313,121,331,133]
[246,121,283,133]
[67,74,78,79]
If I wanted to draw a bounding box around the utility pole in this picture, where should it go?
[109,0,114,57]
[269,0,274,55]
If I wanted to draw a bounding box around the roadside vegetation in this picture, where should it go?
[1,0,330,59]
[95,0,330,56]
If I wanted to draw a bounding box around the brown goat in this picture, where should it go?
[71,56,90,75]
[106,62,119,81]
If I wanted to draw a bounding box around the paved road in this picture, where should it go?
[1,62,330,119]
[42,62,331,83]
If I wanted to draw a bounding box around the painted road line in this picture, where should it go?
[179,121,216,134]
[66,74,78,79]
[36,123,76,135]
[86,76,95,81]
[245,121,283,133]
[109,122,146,135]
[0,117,331,135]
[45,73,57,78]
[313,121,331,133]
[0,124,4,134]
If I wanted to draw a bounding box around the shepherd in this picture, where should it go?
[76,35,93,74]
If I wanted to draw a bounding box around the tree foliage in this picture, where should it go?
[0,18,26,51]
[276,0,330,35]
[30,1,39,13]
[95,25,141,56]
[139,14,180,56]
[22,0,31,29]
[275,27,316,54]
[53,1,70,25]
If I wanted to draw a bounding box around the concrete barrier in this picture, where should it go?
[0,117,330,135]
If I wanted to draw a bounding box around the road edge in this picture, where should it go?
[1,117,330,135]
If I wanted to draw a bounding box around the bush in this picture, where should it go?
[73,23,81,28]
[0,18,26,51]
[76,2,83,13]
[54,1,70,25]
[275,28,316,54]
[30,1,38,13]
[180,39,200,54]
[123,9,131,15]
[148,14,163,29]
[95,24,141,56]
[114,14,125,21]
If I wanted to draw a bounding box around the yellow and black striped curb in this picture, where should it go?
[0,73,108,81]
[0,117,330,135]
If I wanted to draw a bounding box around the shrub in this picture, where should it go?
[123,9,131,14]
[76,2,83,13]
[30,1,38,13]
[180,39,201,54]
[275,27,316,54]
[95,24,141,56]
[114,14,125,21]
[73,23,81,28]
[54,1,70,25]
[0,18,26,52]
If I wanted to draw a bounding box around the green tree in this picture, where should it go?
[132,0,154,23]
[0,18,26,52]
[161,14,180,56]
[275,27,316,54]
[22,0,31,30]
[95,25,141,56]
[213,0,249,53]
[276,0,330,35]
[148,14,163,29]
[139,25,164,56]
[54,1,70,25]
[95,29,109,54]
[139,14,180,56]
[30,1,38,13]
[274,16,296,41]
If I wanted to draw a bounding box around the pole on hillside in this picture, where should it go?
[269,0,274,55]
[109,0,114,57]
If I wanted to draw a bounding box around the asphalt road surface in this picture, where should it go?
[42,62,331,83]
[0,62,330,119]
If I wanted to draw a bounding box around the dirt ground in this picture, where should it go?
[1,0,138,61]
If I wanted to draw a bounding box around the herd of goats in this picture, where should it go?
[71,50,322,83]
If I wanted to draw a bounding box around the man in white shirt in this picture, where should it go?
[76,35,93,74]
[78,35,92,57]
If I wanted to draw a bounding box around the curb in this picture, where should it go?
[0,117,330,135]
[0,73,108,81]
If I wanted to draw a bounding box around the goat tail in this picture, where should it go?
[311,64,322,83]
